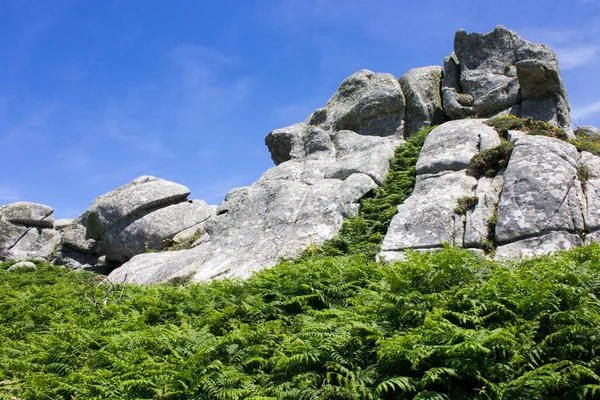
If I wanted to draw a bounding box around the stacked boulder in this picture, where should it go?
[442,25,573,137]
[0,176,216,270]
[0,202,60,261]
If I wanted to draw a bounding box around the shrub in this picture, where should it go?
[454,196,479,215]
[468,141,515,177]
[486,115,566,140]
[570,131,600,156]
[578,164,591,191]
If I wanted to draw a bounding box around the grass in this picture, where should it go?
[485,115,567,140]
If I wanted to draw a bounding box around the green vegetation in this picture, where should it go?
[578,164,592,191]
[320,126,433,259]
[571,129,600,156]
[454,196,479,215]
[3,246,600,399]
[485,115,567,140]
[468,141,515,178]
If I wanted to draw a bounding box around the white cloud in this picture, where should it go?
[572,100,600,120]
[555,46,598,70]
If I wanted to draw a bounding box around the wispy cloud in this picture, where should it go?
[572,99,600,120]
[521,24,600,70]
[554,45,598,70]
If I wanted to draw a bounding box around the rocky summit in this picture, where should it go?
[2,26,599,284]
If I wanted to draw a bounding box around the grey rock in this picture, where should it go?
[86,175,191,238]
[581,152,600,231]
[416,119,501,175]
[109,124,399,284]
[172,222,206,244]
[0,202,54,228]
[265,123,307,165]
[464,174,504,247]
[400,66,446,136]
[494,231,582,260]
[60,217,99,254]
[506,130,527,141]
[306,69,405,137]
[53,249,99,270]
[577,126,600,137]
[0,221,28,255]
[102,199,215,262]
[516,43,573,137]
[379,170,478,263]
[442,26,573,135]
[4,228,60,261]
[54,218,74,230]
[495,136,584,244]
[7,260,37,272]
[585,231,600,246]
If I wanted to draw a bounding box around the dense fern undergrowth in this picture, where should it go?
[3,127,600,399]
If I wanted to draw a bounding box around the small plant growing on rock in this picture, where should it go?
[468,141,515,177]
[485,115,566,140]
[454,196,479,215]
[577,164,591,191]
[457,93,474,106]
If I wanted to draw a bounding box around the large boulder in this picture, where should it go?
[0,202,60,261]
[0,202,54,228]
[265,70,405,166]
[102,199,215,262]
[380,120,501,262]
[581,151,600,233]
[85,175,191,238]
[495,136,585,244]
[442,25,573,137]
[399,66,446,136]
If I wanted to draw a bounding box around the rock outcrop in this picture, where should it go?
[442,25,573,137]
[379,120,501,261]
[3,26,592,283]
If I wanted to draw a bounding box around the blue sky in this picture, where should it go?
[1,0,599,219]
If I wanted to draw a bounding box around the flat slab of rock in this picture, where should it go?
[495,135,584,244]
[86,175,191,238]
[416,119,501,175]
[494,231,582,260]
[0,202,54,228]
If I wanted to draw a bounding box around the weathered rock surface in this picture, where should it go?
[464,175,504,248]
[60,216,99,254]
[0,202,54,228]
[0,202,60,261]
[416,119,501,175]
[495,135,584,244]
[109,71,404,284]
[85,175,191,238]
[3,227,60,261]
[102,199,214,262]
[581,151,600,232]
[400,66,446,136]
[380,120,501,262]
[54,218,74,230]
[495,231,583,260]
[442,25,573,137]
